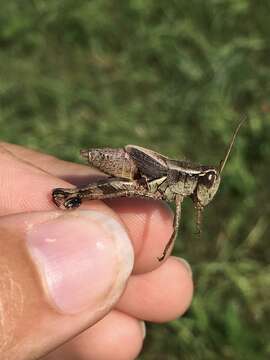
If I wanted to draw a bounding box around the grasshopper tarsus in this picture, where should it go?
[157,229,177,261]
[52,188,81,209]
[157,233,175,261]
[157,253,166,262]
[65,196,82,209]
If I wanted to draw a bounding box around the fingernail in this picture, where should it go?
[26,210,134,314]
[175,257,192,277]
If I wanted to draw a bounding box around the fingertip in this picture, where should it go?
[116,256,194,322]
[44,311,145,360]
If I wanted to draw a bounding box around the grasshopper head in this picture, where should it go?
[194,116,246,208]
[194,169,221,207]
[192,117,246,232]
[191,168,221,234]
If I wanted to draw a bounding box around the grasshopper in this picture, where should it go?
[52,120,245,261]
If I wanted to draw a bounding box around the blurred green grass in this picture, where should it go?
[0,1,269,359]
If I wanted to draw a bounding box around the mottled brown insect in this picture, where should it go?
[52,120,245,261]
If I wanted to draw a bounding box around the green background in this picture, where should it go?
[0,1,269,359]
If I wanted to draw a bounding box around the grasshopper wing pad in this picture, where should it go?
[125,145,168,180]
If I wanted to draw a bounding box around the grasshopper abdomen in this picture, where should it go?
[81,148,138,180]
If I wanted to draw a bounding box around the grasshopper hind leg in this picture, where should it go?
[52,177,163,210]
[52,178,181,262]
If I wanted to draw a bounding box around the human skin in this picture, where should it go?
[0,142,193,360]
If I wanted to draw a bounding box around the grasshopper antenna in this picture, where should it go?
[218,116,247,175]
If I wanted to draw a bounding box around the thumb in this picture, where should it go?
[0,209,134,360]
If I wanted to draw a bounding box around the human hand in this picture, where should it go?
[0,143,193,360]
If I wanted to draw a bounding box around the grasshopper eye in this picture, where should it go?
[200,171,217,188]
